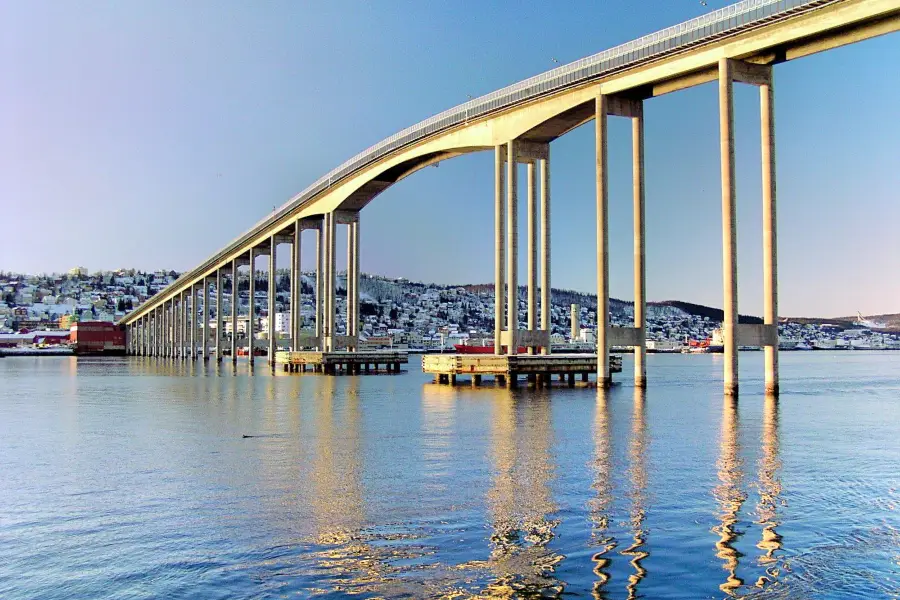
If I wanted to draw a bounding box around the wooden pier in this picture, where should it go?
[275,350,408,374]
[422,353,622,387]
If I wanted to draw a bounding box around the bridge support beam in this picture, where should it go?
[190,284,197,359]
[596,94,610,387]
[494,145,505,354]
[540,150,551,355]
[202,277,210,361]
[268,235,277,367]
[316,225,324,349]
[495,140,550,356]
[231,259,238,363]
[506,140,518,355]
[248,248,256,364]
[347,217,360,348]
[216,269,223,362]
[323,212,337,352]
[291,222,301,350]
[718,58,779,396]
[596,94,646,387]
[720,58,738,396]
[761,72,779,396]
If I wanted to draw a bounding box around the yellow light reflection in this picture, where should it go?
[621,387,649,600]
[590,387,616,597]
[483,388,564,597]
[713,396,746,595]
[755,394,784,588]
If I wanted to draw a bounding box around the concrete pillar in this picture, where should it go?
[506,140,518,355]
[315,226,324,348]
[190,284,197,359]
[248,249,256,364]
[231,259,238,363]
[596,94,610,386]
[216,269,223,362]
[761,76,779,395]
[571,303,580,342]
[291,222,302,350]
[179,292,186,359]
[155,308,161,357]
[527,161,537,354]
[326,213,337,351]
[164,301,170,357]
[202,277,210,361]
[540,154,551,355]
[633,105,647,388]
[347,221,355,344]
[268,235,277,365]
[494,145,506,354]
[353,218,360,340]
[719,58,739,396]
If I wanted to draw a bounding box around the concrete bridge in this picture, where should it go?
[120,0,900,395]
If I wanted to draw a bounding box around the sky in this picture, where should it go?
[2,1,898,317]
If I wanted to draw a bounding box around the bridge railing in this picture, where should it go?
[127,0,836,321]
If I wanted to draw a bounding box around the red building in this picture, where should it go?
[70,322,125,355]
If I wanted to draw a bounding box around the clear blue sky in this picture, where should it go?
[2,1,898,317]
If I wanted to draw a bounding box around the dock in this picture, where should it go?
[274,350,408,374]
[422,353,622,387]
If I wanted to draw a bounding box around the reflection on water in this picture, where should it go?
[3,355,900,598]
[622,387,649,600]
[485,390,564,597]
[755,394,784,588]
[713,396,747,595]
[590,389,616,596]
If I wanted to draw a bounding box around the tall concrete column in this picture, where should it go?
[268,236,277,365]
[231,259,238,363]
[325,213,337,351]
[540,154,551,355]
[164,301,170,357]
[190,284,197,359]
[216,269,223,362]
[761,75,778,395]
[719,58,739,396]
[350,219,362,342]
[506,140,518,356]
[176,293,183,359]
[291,223,301,349]
[527,161,537,354]
[248,249,256,364]
[571,303,580,342]
[202,277,210,361]
[346,221,354,341]
[155,308,161,357]
[596,94,611,386]
[494,145,506,355]
[181,291,188,359]
[633,104,647,388]
[315,226,323,348]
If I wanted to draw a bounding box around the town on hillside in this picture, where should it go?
[2,267,899,353]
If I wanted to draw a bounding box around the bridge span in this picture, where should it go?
[120,0,900,395]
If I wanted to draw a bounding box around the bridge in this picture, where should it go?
[119,0,900,395]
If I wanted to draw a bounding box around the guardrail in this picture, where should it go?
[123,0,837,323]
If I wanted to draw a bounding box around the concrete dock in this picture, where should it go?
[275,350,408,374]
[423,353,622,387]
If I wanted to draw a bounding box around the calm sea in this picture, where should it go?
[1,352,898,599]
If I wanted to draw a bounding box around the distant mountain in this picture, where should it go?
[650,300,763,324]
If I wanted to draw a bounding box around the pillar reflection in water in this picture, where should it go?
[311,376,364,545]
[621,387,649,600]
[755,394,784,588]
[485,389,563,597]
[713,396,747,595]
[589,388,616,594]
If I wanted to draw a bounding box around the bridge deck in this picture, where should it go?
[423,353,623,387]
[275,350,408,374]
